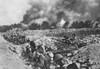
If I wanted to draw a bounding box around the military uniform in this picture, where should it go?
[62,36,71,44]
[29,41,36,52]
[54,54,64,68]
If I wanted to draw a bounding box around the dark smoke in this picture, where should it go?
[21,0,100,28]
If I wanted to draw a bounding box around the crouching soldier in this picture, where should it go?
[29,40,36,52]
[63,57,79,69]
[62,36,71,45]
[26,39,36,53]
[54,54,65,69]
[35,53,48,69]
[47,51,54,62]
[24,43,32,54]
[70,33,77,43]
[33,45,48,69]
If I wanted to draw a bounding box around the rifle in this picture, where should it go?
[51,37,69,44]
[52,48,77,54]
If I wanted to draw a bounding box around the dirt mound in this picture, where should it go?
[0,35,29,69]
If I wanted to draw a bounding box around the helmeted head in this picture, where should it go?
[37,45,44,53]
[64,36,69,39]
[48,52,54,58]
[26,39,30,43]
[54,54,63,61]
[72,33,76,36]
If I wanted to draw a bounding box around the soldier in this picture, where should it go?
[62,36,71,45]
[70,33,77,42]
[30,41,36,52]
[26,39,36,53]
[76,59,89,69]
[22,43,33,60]
[44,52,54,69]
[48,51,54,62]
[54,54,64,69]
[24,42,31,54]
[26,45,31,54]
[34,52,48,69]
[62,57,79,69]
[37,45,45,53]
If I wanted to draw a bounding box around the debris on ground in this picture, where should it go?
[2,29,100,69]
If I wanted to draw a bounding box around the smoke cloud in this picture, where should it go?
[22,0,100,27]
[0,0,100,27]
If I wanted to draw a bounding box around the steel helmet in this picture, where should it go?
[54,54,63,61]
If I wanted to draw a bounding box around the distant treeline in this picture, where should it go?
[0,18,100,32]
[0,24,22,32]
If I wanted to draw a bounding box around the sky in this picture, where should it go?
[0,0,30,25]
[0,0,100,26]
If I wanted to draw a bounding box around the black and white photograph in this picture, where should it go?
[0,0,100,69]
